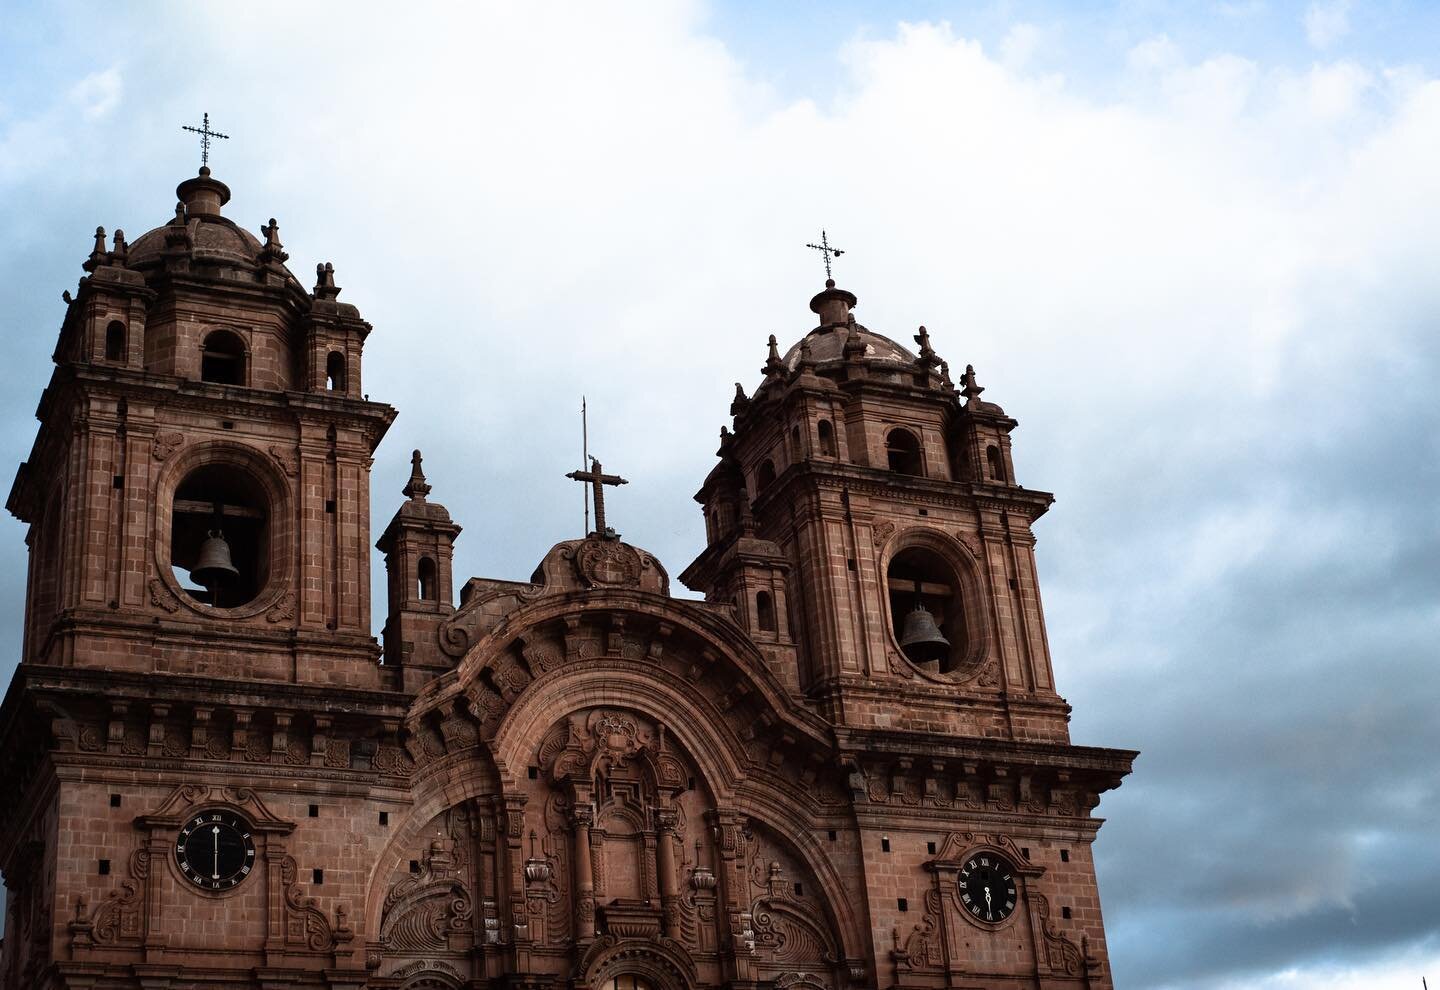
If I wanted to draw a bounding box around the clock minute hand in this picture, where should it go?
[212,825,220,880]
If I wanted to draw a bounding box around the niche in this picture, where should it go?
[886,428,923,476]
[200,329,246,386]
[886,545,969,674]
[170,463,270,607]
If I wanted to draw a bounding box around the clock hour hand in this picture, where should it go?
[212,825,220,880]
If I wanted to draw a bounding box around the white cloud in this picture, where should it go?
[68,67,121,120]
[1304,0,1352,50]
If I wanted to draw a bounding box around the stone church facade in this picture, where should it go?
[0,168,1135,989]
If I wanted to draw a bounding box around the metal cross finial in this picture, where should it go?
[566,456,628,538]
[806,229,845,280]
[181,112,230,168]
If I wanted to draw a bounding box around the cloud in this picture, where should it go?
[68,67,121,120]
[1305,0,1352,50]
[0,6,1436,988]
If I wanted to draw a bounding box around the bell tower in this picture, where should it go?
[6,165,396,684]
[682,277,1068,741]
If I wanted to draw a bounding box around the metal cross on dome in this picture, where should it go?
[806,229,845,280]
[566,456,628,538]
[181,112,230,168]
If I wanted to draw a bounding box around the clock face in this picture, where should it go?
[175,810,256,891]
[959,853,1018,924]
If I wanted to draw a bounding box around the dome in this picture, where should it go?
[782,323,916,370]
[121,168,294,281]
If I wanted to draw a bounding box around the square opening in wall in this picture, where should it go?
[308,804,319,818]
[1061,849,1070,862]
[926,841,936,854]
[527,766,539,780]
[379,811,389,826]
[98,859,110,876]
[881,837,891,853]
[1062,906,1072,919]
[897,897,908,912]
[109,793,121,808]
[313,868,324,885]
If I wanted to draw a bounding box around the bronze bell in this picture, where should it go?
[899,602,950,662]
[191,529,240,587]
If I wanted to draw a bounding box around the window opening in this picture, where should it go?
[200,329,246,385]
[104,321,126,362]
[325,350,346,392]
[818,418,837,457]
[886,428,923,475]
[417,556,438,601]
[756,459,776,490]
[987,444,1005,482]
[756,590,777,633]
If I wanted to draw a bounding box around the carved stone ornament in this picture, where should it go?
[265,591,297,624]
[267,444,299,476]
[149,578,181,613]
[380,833,473,951]
[872,520,895,549]
[575,536,643,588]
[151,431,184,461]
[281,856,336,951]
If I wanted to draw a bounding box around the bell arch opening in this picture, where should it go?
[886,545,969,674]
[170,463,271,607]
[200,329,247,385]
[885,428,922,476]
[104,320,126,362]
[326,350,347,392]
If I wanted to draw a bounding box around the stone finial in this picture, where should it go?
[83,226,107,272]
[403,449,431,501]
[960,364,985,404]
[173,201,187,224]
[761,334,785,378]
[842,315,866,362]
[62,290,72,304]
[111,229,128,266]
[914,325,940,368]
[798,335,814,366]
[730,382,750,417]
[939,360,953,388]
[260,217,289,264]
[314,262,341,300]
[717,425,733,455]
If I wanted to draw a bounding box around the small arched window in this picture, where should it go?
[756,459,776,491]
[886,428,923,476]
[986,444,1005,483]
[325,351,347,392]
[790,424,802,458]
[200,329,246,386]
[417,556,438,601]
[818,419,837,457]
[756,590,777,633]
[104,321,126,362]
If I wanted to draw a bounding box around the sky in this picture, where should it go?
[1,1,1437,986]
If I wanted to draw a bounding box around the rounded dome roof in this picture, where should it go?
[127,216,265,270]
[782,324,916,370]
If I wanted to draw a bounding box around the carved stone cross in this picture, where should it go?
[566,456,628,538]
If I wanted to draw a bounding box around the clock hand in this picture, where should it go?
[212,825,220,879]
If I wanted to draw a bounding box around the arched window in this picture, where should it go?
[200,329,246,385]
[756,590,777,633]
[171,463,270,608]
[104,321,126,362]
[986,444,1005,482]
[417,556,438,601]
[887,546,969,674]
[756,459,776,490]
[886,428,923,476]
[325,350,347,392]
[817,418,837,457]
[790,424,802,459]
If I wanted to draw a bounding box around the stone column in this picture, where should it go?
[571,804,596,941]
[656,807,682,940]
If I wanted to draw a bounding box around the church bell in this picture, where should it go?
[899,602,950,661]
[191,529,240,587]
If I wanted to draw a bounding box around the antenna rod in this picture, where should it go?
[581,396,590,534]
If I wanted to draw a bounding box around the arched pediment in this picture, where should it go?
[405,592,831,794]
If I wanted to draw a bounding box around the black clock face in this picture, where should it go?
[175,810,256,891]
[959,854,1018,924]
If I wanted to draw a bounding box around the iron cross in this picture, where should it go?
[181,112,230,168]
[806,229,845,280]
[566,456,628,537]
